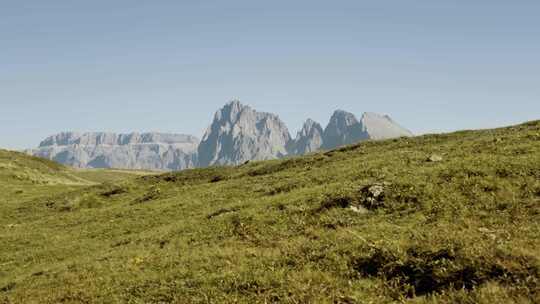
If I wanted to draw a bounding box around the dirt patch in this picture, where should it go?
[209,175,226,183]
[207,207,240,219]
[352,247,540,299]
[313,195,352,213]
[145,168,234,185]
[134,187,161,203]
[0,282,15,292]
[266,183,299,196]
[100,186,127,197]
[313,182,394,213]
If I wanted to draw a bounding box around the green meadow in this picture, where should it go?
[1,121,539,303]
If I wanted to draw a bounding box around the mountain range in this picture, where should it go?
[26,100,413,170]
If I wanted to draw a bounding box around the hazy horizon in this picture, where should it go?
[3,1,539,149]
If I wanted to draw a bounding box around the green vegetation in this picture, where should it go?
[0,150,89,186]
[71,168,160,184]
[1,121,539,303]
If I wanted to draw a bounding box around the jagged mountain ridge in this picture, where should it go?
[27,132,199,171]
[287,119,324,155]
[39,132,198,147]
[27,100,413,170]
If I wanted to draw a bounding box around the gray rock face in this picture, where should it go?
[322,110,412,149]
[27,100,414,171]
[322,110,367,149]
[358,112,413,140]
[288,119,324,155]
[197,100,291,167]
[27,132,199,170]
[39,132,198,147]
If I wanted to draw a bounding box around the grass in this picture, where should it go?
[71,168,160,184]
[0,150,89,186]
[0,121,539,303]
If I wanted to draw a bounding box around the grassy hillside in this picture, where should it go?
[1,121,539,303]
[0,149,89,186]
[0,150,93,220]
[0,150,154,206]
[71,168,160,184]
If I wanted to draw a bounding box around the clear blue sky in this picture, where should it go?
[2,1,539,149]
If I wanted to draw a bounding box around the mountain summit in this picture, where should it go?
[322,110,413,149]
[197,100,292,167]
[287,119,324,155]
[322,110,366,149]
[359,112,413,140]
[27,100,413,170]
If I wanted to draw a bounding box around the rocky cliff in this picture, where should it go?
[321,110,413,149]
[358,112,413,140]
[322,110,367,149]
[287,119,324,155]
[197,100,291,167]
[27,132,199,170]
[27,100,413,170]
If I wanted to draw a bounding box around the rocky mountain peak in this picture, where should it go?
[198,101,291,167]
[216,99,248,124]
[301,119,319,132]
[322,110,366,149]
[288,119,324,155]
[330,110,359,126]
[359,112,413,140]
[28,101,414,171]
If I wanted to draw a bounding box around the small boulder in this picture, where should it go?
[427,154,443,162]
[367,184,385,198]
[359,182,390,209]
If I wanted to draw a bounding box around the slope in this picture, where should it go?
[0,149,154,227]
[1,121,539,303]
[0,149,90,186]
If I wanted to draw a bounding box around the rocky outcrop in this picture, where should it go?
[27,132,199,170]
[287,119,324,155]
[197,100,291,167]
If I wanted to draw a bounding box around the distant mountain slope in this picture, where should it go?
[38,132,198,147]
[359,112,413,140]
[27,132,199,171]
[322,110,413,149]
[27,100,413,170]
